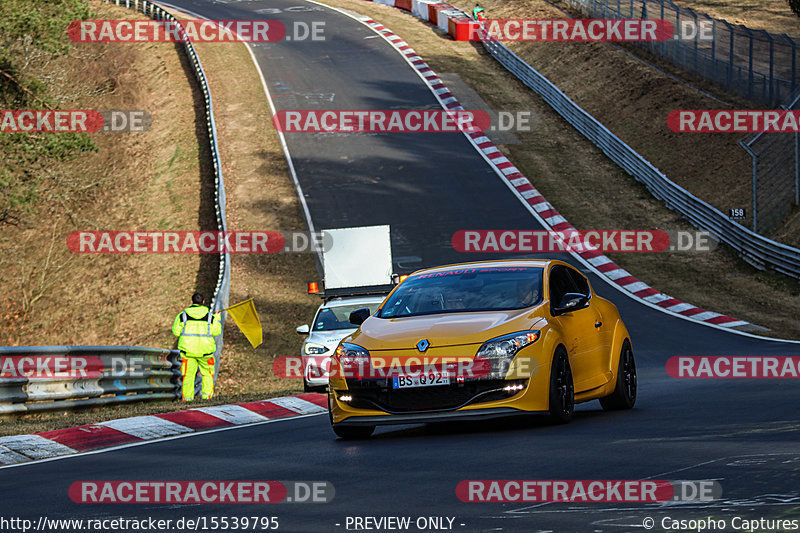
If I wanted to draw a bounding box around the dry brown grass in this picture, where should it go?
[0,0,218,348]
[0,9,318,434]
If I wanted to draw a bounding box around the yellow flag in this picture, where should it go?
[224,299,262,348]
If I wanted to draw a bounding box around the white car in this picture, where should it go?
[296,295,385,392]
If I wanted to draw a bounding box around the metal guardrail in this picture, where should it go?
[0,346,180,414]
[480,32,800,278]
[0,0,233,415]
[562,0,799,106]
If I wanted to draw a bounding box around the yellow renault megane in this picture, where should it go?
[328,259,636,439]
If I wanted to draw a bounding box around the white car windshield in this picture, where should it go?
[378,267,543,318]
[314,303,381,331]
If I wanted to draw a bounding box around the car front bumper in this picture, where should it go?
[331,406,543,426]
[329,375,549,426]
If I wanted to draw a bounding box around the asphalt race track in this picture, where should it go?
[2,1,799,531]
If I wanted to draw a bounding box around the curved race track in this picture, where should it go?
[1,1,799,531]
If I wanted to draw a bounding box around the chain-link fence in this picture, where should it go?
[739,89,800,234]
[563,0,799,105]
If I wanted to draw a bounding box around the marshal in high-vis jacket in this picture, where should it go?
[171,304,221,355]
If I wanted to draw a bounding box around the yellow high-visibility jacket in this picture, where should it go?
[172,304,221,355]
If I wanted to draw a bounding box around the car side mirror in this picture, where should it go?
[349,307,371,326]
[296,324,310,335]
[553,293,589,315]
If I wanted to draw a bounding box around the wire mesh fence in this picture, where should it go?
[739,89,800,234]
[563,0,799,105]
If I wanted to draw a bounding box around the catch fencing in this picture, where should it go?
[480,31,800,278]
[739,88,800,234]
[562,0,799,106]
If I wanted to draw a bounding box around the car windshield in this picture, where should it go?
[378,266,544,318]
[314,302,381,331]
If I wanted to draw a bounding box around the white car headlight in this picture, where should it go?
[475,331,540,377]
[304,342,330,355]
[476,331,540,359]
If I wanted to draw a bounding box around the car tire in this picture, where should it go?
[600,339,637,411]
[332,425,375,440]
[548,346,574,423]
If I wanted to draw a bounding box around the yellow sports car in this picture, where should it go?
[328,259,636,439]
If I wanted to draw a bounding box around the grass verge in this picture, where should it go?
[1,0,218,348]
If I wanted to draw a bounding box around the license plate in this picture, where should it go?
[392,373,450,389]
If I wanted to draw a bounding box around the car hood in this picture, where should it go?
[307,329,355,349]
[349,307,546,350]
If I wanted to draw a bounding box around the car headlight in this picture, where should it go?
[334,342,371,377]
[476,331,540,377]
[304,342,329,355]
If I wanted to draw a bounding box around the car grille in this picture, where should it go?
[343,379,526,413]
